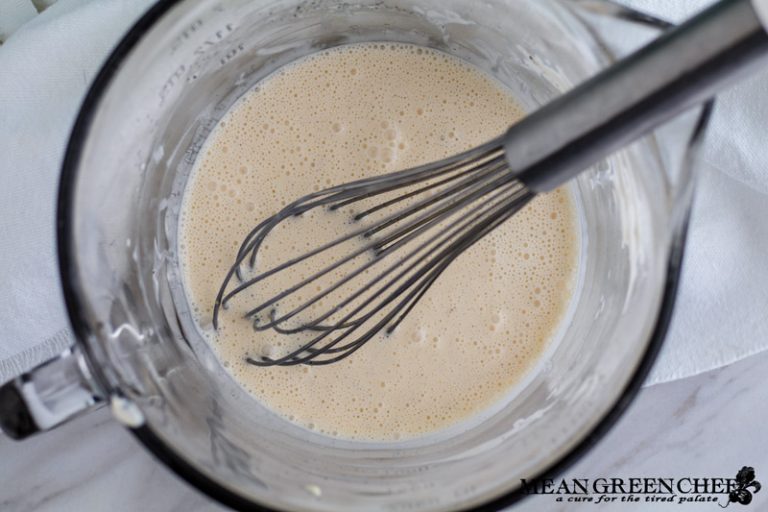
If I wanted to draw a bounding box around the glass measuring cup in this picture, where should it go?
[0,1,711,510]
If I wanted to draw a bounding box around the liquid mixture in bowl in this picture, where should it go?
[179,43,579,441]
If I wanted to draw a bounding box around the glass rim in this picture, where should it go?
[55,0,715,510]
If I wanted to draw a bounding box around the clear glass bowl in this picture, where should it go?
[3,0,711,510]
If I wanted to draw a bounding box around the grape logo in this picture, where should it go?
[721,467,761,508]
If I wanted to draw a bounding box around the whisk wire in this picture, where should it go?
[213,141,506,326]
[249,177,527,334]
[246,185,530,365]
[213,134,536,366]
[226,152,510,325]
[249,186,533,366]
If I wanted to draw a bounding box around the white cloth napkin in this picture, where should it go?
[0,0,37,43]
[1,0,766,386]
[0,0,155,380]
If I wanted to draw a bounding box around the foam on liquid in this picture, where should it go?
[179,43,579,441]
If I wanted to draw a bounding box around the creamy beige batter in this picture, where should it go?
[179,43,579,441]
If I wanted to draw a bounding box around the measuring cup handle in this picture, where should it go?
[0,346,104,439]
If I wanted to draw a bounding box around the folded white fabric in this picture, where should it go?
[0,0,766,386]
[0,0,155,380]
[0,0,37,43]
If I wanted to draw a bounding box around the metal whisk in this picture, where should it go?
[213,0,768,366]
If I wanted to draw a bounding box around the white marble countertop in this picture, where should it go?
[2,349,766,512]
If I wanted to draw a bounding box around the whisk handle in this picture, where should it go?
[504,0,768,193]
